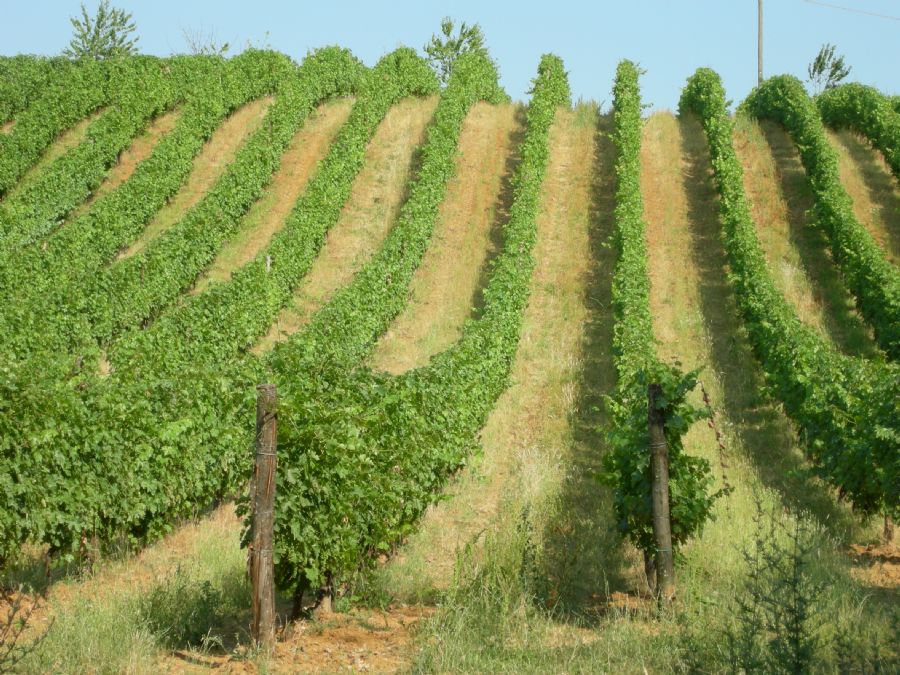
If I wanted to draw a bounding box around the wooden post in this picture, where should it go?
[648,383,676,604]
[758,0,764,86]
[250,383,277,649]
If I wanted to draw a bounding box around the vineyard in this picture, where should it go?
[0,46,898,673]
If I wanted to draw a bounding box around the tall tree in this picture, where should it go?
[423,17,490,86]
[64,0,138,60]
[807,43,851,95]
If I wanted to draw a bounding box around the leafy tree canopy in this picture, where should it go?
[64,0,138,60]
[423,17,490,86]
[807,43,851,95]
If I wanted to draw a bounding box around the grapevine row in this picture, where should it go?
[0,57,187,250]
[599,60,720,558]
[0,55,73,125]
[817,82,900,182]
[0,50,305,363]
[0,59,116,195]
[680,68,899,517]
[110,47,442,376]
[262,53,562,592]
[744,76,900,360]
[267,51,507,376]
[0,48,375,563]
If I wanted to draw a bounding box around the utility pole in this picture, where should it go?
[758,0,764,86]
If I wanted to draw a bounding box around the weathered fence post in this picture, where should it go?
[648,383,676,605]
[250,383,277,649]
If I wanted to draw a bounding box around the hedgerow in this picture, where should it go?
[680,68,899,517]
[598,60,722,558]
[743,76,900,360]
[257,54,560,593]
[110,47,441,375]
[817,83,900,182]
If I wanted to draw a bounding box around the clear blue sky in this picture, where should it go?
[2,1,898,110]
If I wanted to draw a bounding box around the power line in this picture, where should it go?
[802,0,900,22]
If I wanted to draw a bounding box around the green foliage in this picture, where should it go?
[423,17,491,87]
[0,53,285,365]
[599,60,723,557]
[817,82,900,182]
[110,47,438,376]
[0,60,112,196]
[63,0,138,61]
[0,57,185,250]
[807,43,851,96]
[0,55,74,124]
[0,48,367,565]
[256,53,564,593]
[137,567,237,649]
[727,513,826,673]
[682,506,898,673]
[82,50,354,346]
[0,50,302,363]
[679,67,900,517]
[743,75,900,360]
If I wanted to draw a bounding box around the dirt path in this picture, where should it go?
[368,102,521,374]
[67,109,182,221]
[732,117,880,359]
[192,99,354,293]
[828,128,900,265]
[3,109,105,201]
[379,106,605,603]
[117,97,273,261]
[252,97,438,353]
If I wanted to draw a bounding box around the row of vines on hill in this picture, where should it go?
[111,47,442,376]
[0,50,292,362]
[261,53,558,594]
[680,68,899,517]
[817,82,900,182]
[0,57,193,250]
[599,60,723,560]
[0,47,373,563]
[743,76,900,360]
[0,55,74,124]
[0,59,119,194]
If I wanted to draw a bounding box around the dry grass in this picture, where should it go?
[368,102,521,374]
[828,128,900,265]
[117,97,273,261]
[0,119,14,134]
[192,98,354,293]
[4,109,105,201]
[68,108,182,221]
[378,105,605,602]
[252,96,438,353]
[732,117,879,359]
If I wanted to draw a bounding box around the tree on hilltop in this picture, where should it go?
[424,17,490,86]
[64,0,138,60]
[807,43,851,95]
